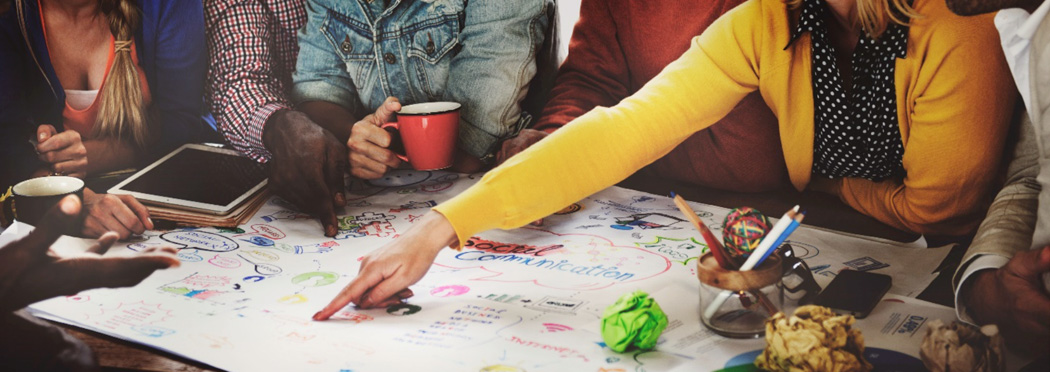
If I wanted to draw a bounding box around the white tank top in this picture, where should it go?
[65,89,99,111]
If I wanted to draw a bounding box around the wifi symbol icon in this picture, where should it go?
[542,323,573,333]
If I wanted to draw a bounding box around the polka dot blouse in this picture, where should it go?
[788,0,909,181]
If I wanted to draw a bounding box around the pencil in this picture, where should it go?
[753,211,805,267]
[671,192,732,269]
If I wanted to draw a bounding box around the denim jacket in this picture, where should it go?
[292,0,552,162]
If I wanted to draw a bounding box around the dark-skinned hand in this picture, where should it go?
[263,110,348,237]
[0,195,180,312]
[964,246,1050,355]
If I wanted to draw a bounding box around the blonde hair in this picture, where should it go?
[786,0,921,39]
[95,0,149,149]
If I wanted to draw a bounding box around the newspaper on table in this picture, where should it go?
[10,170,963,371]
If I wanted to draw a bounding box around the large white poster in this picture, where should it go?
[13,170,957,371]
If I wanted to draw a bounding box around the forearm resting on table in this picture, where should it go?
[298,101,356,142]
[83,138,138,176]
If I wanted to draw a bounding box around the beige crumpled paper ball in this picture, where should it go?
[919,319,1004,372]
[755,305,872,372]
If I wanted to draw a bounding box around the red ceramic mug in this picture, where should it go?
[381,102,461,171]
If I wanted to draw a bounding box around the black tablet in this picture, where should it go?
[109,144,267,215]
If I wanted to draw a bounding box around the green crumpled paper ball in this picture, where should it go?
[600,291,669,353]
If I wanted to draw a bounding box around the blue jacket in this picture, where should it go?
[0,0,214,191]
[292,0,552,162]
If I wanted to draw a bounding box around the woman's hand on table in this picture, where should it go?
[35,125,88,178]
[82,189,153,240]
[313,211,457,320]
[0,195,179,312]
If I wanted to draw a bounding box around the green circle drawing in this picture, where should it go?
[291,271,339,287]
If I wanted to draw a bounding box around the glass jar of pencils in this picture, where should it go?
[697,252,784,338]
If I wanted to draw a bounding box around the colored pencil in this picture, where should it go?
[753,211,805,267]
[671,192,732,269]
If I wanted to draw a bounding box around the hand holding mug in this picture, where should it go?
[380,101,461,171]
[35,125,88,178]
[347,97,404,180]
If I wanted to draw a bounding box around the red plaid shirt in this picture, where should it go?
[204,0,306,162]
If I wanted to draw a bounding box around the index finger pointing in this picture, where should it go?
[313,269,383,320]
[118,195,153,231]
[361,276,413,308]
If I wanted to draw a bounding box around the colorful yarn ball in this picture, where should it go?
[722,207,771,264]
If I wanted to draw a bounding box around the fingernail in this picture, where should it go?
[312,311,325,321]
[38,132,46,140]
[60,198,78,214]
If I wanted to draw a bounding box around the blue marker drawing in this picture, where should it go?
[131,325,176,338]
[176,249,203,263]
[161,231,239,252]
[241,236,274,247]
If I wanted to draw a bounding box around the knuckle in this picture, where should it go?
[103,195,120,206]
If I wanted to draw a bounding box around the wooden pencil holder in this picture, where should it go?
[696,252,784,338]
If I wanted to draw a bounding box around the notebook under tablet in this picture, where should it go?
[109,144,268,215]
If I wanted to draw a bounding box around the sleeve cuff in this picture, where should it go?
[243,103,290,162]
[431,177,509,249]
[953,254,1010,324]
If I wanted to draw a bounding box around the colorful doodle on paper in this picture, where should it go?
[23,171,951,372]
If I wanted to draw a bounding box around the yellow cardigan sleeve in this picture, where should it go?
[433,1,767,248]
[834,15,1016,236]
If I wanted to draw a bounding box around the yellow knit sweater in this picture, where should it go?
[434,0,1015,246]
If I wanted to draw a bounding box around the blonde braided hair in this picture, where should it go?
[95,0,149,149]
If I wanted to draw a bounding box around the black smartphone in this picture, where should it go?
[812,270,892,319]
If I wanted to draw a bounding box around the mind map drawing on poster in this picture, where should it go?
[16,170,954,371]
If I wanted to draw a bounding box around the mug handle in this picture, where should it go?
[379,122,409,162]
